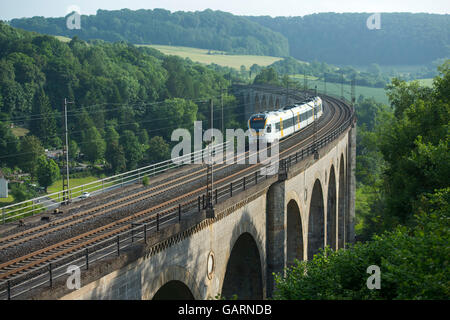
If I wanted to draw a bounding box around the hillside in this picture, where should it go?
[8,10,450,67]
[9,8,290,57]
[0,21,243,176]
[248,13,450,65]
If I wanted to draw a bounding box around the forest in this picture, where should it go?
[9,8,289,57]
[273,62,449,299]
[9,10,450,66]
[0,22,242,199]
[248,13,450,65]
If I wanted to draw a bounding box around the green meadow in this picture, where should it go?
[290,76,390,105]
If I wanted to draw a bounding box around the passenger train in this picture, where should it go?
[248,96,323,144]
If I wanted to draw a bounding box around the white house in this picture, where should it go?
[0,175,8,198]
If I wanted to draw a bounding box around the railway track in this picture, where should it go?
[0,90,330,255]
[0,91,353,299]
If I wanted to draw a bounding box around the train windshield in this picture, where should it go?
[249,117,266,130]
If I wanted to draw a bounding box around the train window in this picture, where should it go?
[275,122,280,131]
[283,117,294,128]
[250,117,266,130]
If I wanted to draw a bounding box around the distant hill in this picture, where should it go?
[9,10,450,66]
[9,9,290,57]
[247,13,450,65]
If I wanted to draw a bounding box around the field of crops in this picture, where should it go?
[143,45,283,70]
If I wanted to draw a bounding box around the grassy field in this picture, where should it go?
[291,76,390,105]
[46,175,124,201]
[11,127,29,137]
[47,176,100,199]
[410,78,434,87]
[0,194,14,206]
[142,45,283,70]
[54,35,71,42]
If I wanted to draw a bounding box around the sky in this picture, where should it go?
[0,0,449,20]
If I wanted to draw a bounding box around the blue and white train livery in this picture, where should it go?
[248,96,323,144]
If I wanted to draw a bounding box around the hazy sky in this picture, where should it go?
[0,0,449,20]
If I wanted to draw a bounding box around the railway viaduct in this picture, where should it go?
[235,84,298,121]
[26,86,356,300]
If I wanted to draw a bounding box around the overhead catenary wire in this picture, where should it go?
[0,98,254,149]
[0,100,254,159]
[0,88,326,160]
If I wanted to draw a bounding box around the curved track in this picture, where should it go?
[0,89,354,299]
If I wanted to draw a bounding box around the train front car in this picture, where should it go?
[248,113,269,145]
[247,96,323,146]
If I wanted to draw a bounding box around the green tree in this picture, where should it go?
[105,125,120,144]
[69,140,79,160]
[19,135,44,176]
[0,121,19,168]
[30,89,57,147]
[138,128,149,146]
[82,127,106,163]
[253,67,280,86]
[10,183,32,202]
[147,98,198,140]
[147,136,169,163]
[120,130,143,170]
[378,64,449,225]
[36,155,60,192]
[105,140,126,174]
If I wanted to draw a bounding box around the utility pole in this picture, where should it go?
[221,86,224,134]
[206,99,215,218]
[324,72,327,95]
[286,75,289,105]
[351,77,356,108]
[341,73,344,100]
[314,86,319,160]
[304,70,307,91]
[62,98,74,204]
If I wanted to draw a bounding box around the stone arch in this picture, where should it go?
[261,95,267,111]
[153,280,194,300]
[275,97,280,110]
[338,153,346,249]
[326,165,337,250]
[269,95,274,110]
[308,179,325,260]
[254,94,261,114]
[145,265,202,300]
[221,232,263,300]
[287,199,303,266]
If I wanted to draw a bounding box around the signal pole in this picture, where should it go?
[324,72,327,95]
[62,98,74,204]
[206,99,215,218]
[221,86,224,134]
[304,70,307,92]
[351,77,356,108]
[286,74,290,105]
